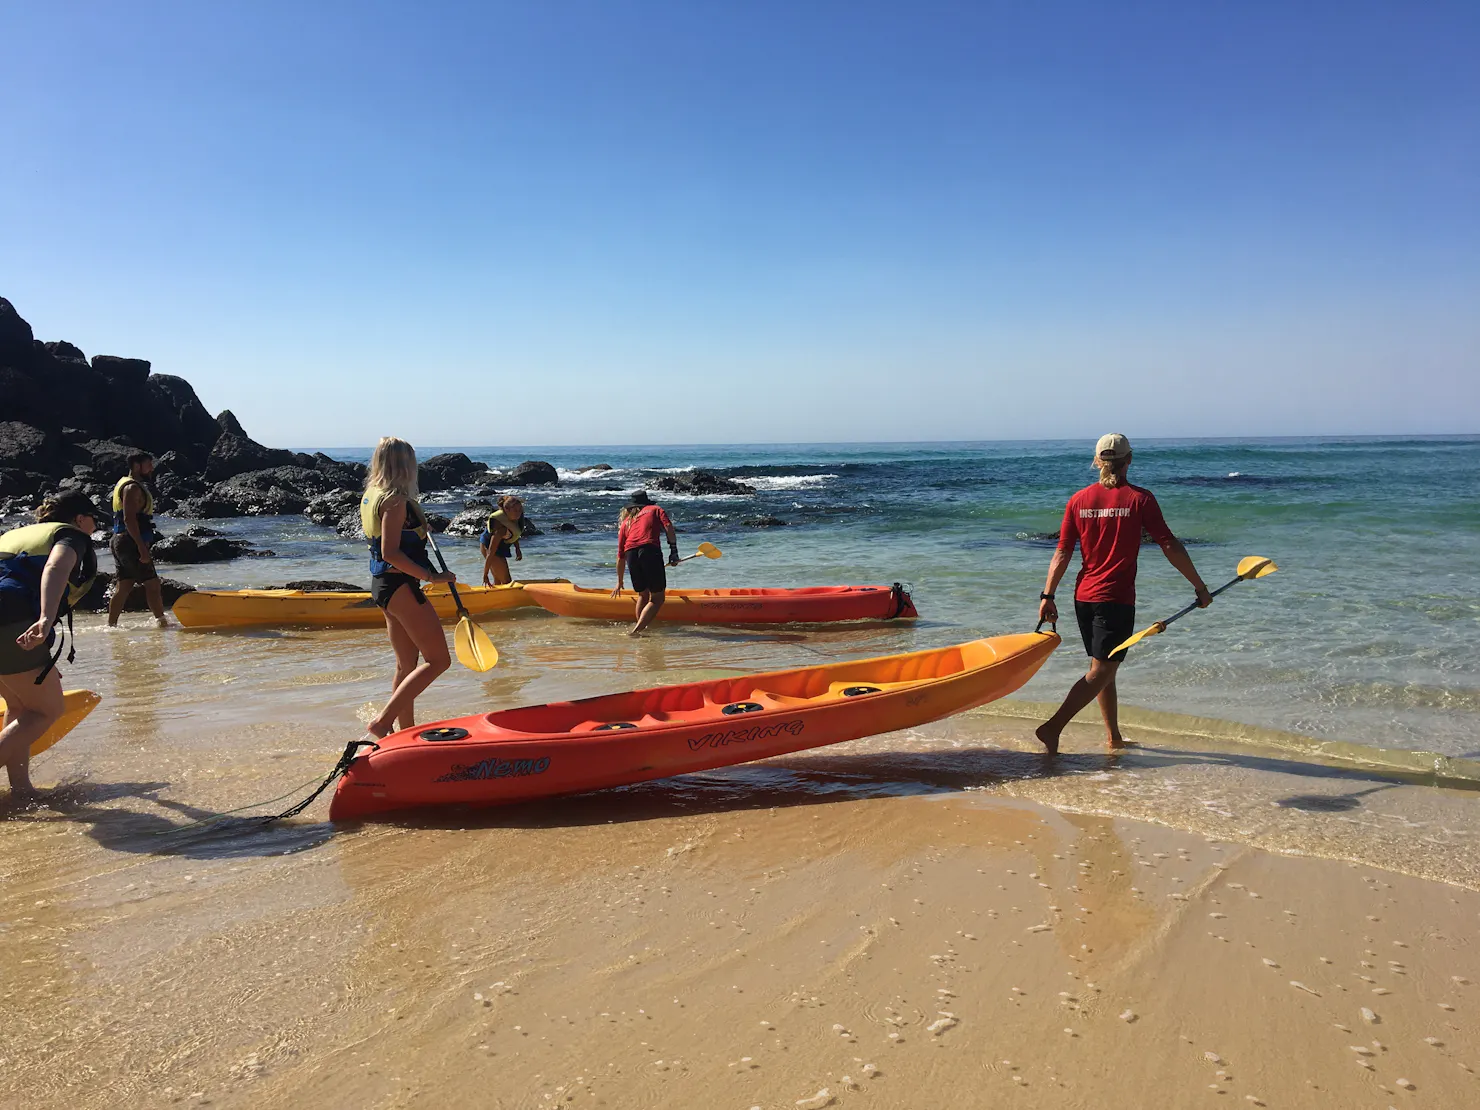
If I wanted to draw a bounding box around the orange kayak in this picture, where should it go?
[0,689,101,758]
[521,582,918,624]
[329,631,1058,820]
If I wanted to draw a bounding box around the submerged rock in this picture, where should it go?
[743,515,789,527]
[649,469,755,496]
[283,579,366,592]
[502,460,559,486]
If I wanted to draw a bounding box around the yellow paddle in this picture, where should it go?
[423,531,498,671]
[677,541,723,563]
[1110,556,1279,656]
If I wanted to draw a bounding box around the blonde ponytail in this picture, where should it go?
[1097,457,1129,489]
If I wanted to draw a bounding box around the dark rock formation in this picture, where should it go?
[90,354,151,388]
[152,525,260,563]
[425,512,451,534]
[204,433,296,482]
[503,460,559,486]
[574,463,613,473]
[172,493,245,519]
[283,579,365,593]
[216,409,248,438]
[649,469,756,496]
[743,515,789,527]
[419,452,487,491]
[303,489,361,527]
[553,521,580,532]
[0,421,51,469]
[73,572,196,613]
[445,507,490,537]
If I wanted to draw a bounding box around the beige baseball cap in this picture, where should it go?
[1094,433,1131,460]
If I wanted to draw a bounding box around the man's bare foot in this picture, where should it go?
[1034,723,1060,755]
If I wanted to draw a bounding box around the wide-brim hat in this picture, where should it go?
[628,490,653,506]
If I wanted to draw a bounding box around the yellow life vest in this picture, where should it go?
[486,508,522,545]
[360,487,432,577]
[0,522,98,610]
[111,475,156,539]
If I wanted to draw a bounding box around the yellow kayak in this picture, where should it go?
[172,580,566,629]
[0,689,102,758]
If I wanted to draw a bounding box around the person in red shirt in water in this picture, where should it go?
[612,490,680,635]
[1035,434,1213,754]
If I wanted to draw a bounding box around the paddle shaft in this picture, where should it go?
[1153,572,1249,633]
[422,531,470,617]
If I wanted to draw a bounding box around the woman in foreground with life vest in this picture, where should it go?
[1035,434,1212,755]
[360,437,456,739]
[611,490,680,636]
[479,495,525,586]
[0,492,100,799]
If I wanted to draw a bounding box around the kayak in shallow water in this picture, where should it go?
[328,631,1057,820]
[171,580,567,629]
[520,582,918,624]
[0,689,101,758]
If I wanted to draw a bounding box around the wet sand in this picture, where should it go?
[5,612,1480,1108]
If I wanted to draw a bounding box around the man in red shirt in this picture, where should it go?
[613,491,680,635]
[1035,434,1212,754]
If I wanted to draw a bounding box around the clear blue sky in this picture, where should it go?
[2,2,1476,447]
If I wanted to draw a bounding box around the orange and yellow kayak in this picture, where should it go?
[521,582,918,624]
[329,631,1057,820]
[172,580,566,629]
[0,689,102,758]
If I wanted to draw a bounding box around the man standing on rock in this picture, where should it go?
[107,451,169,628]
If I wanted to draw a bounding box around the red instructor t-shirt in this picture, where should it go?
[1057,483,1173,604]
[618,505,672,554]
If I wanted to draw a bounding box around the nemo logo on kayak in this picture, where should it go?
[436,756,551,782]
[687,719,804,751]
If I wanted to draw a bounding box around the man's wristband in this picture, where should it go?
[1039,592,1055,601]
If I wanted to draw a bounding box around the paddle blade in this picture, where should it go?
[697,542,722,559]
[454,616,499,672]
[1237,556,1278,579]
[1109,622,1165,658]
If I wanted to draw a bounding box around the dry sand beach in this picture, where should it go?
[5,615,1480,1109]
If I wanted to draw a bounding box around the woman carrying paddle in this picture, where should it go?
[612,490,680,635]
[0,492,100,800]
[1035,434,1211,754]
[480,495,525,586]
[361,437,456,738]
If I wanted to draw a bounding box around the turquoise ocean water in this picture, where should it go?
[170,436,1480,759]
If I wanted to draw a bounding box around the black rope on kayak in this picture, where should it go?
[889,582,914,619]
[261,737,380,823]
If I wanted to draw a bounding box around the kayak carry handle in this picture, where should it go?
[1035,619,1057,634]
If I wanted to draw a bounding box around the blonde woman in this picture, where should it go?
[360,437,456,738]
[0,491,101,799]
[1034,434,1211,754]
[479,495,525,587]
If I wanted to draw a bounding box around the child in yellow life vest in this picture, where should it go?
[480,495,525,586]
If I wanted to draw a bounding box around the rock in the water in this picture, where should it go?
[204,433,296,482]
[743,515,789,527]
[335,511,365,539]
[503,460,559,486]
[425,512,450,534]
[309,452,366,487]
[72,438,136,477]
[574,463,613,473]
[283,579,365,593]
[553,521,580,532]
[154,448,202,480]
[445,506,490,537]
[420,452,488,490]
[73,572,195,613]
[649,469,755,496]
[303,488,361,527]
[152,525,258,563]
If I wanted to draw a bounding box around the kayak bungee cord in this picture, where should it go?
[149,737,379,836]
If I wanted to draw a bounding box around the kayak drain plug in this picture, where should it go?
[722,702,765,715]
[420,727,470,742]
[842,686,882,696]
